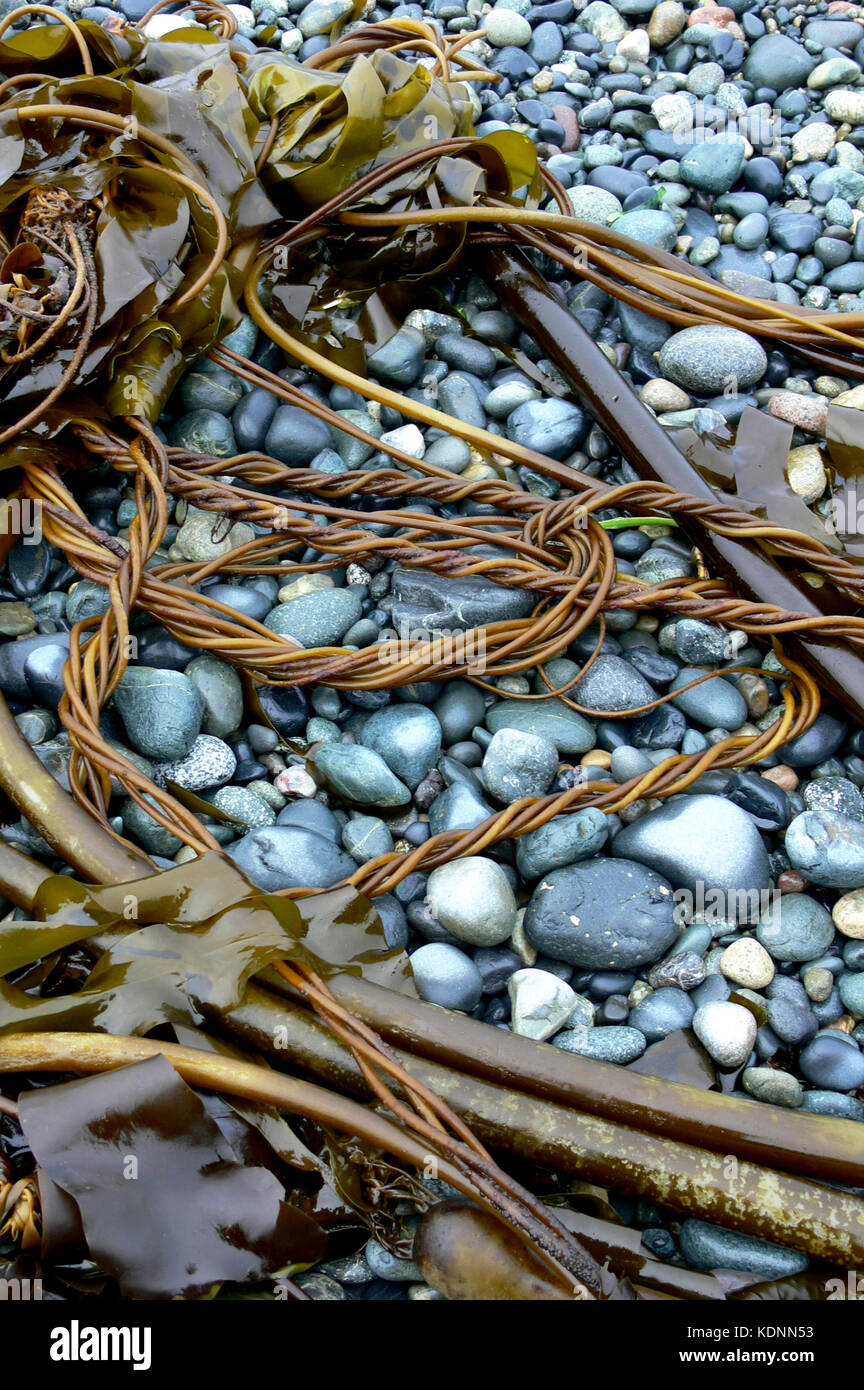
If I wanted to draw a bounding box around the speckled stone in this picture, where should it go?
[212,785,277,829]
[785,810,864,888]
[658,326,767,394]
[720,937,775,989]
[678,1218,809,1277]
[154,735,236,791]
[742,1066,803,1108]
[481,728,559,803]
[553,1025,646,1063]
[524,856,679,970]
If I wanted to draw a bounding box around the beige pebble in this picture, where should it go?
[832,888,864,939]
[511,915,537,967]
[720,937,775,990]
[813,375,850,398]
[802,966,834,1003]
[762,764,799,792]
[639,378,692,413]
[832,382,864,410]
[277,572,334,603]
[786,444,827,506]
[647,0,686,45]
[581,749,612,769]
[766,392,829,435]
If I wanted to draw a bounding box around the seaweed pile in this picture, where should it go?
[0,1,861,1300]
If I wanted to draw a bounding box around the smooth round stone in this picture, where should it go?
[481,728,558,803]
[571,654,657,714]
[426,857,517,947]
[264,588,362,648]
[734,212,769,251]
[515,807,609,879]
[66,581,110,625]
[629,987,695,1043]
[410,943,483,1011]
[200,583,272,624]
[658,326,767,394]
[612,795,771,914]
[781,713,846,768]
[264,405,333,465]
[423,437,471,473]
[508,967,577,1041]
[742,1066,803,1108]
[122,794,182,857]
[800,1090,864,1121]
[113,667,204,762]
[276,799,341,841]
[232,387,278,451]
[803,776,864,822]
[428,782,493,836]
[212,785,276,829]
[360,704,442,790]
[673,618,727,665]
[154,734,236,791]
[23,643,69,707]
[833,890,864,940]
[839,971,864,1017]
[764,900,836,977]
[505,399,587,459]
[742,33,816,92]
[342,815,393,864]
[364,1239,422,1284]
[228,824,355,891]
[255,685,308,739]
[799,1033,864,1092]
[670,666,747,730]
[612,209,677,250]
[184,654,244,738]
[766,976,817,1046]
[433,681,487,743]
[724,771,788,833]
[179,365,243,415]
[679,139,746,195]
[368,328,425,387]
[167,409,237,456]
[524,857,679,970]
[678,1219,808,1278]
[314,744,411,807]
[720,937,774,989]
[692,1000,757,1067]
[553,1025,646,1064]
[785,809,864,888]
[485,698,595,755]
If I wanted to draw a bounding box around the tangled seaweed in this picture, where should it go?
[0,2,862,1300]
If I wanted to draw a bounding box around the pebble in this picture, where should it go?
[485,697,596,755]
[426,857,517,946]
[720,937,775,989]
[361,705,442,790]
[410,943,483,1011]
[154,735,236,791]
[485,7,532,46]
[212,785,276,829]
[799,1033,864,1092]
[342,816,393,864]
[692,1000,757,1068]
[228,824,355,892]
[264,589,363,648]
[670,667,748,730]
[572,654,657,714]
[314,744,411,807]
[678,1219,808,1277]
[185,655,244,739]
[508,967,577,1041]
[833,889,864,939]
[786,445,827,505]
[505,399,587,459]
[629,986,696,1042]
[742,1066,803,1108]
[524,856,679,969]
[756,893,835,963]
[113,668,204,762]
[515,807,609,879]
[481,728,559,802]
[612,795,771,912]
[785,809,864,888]
[553,1025,646,1063]
[658,327,768,395]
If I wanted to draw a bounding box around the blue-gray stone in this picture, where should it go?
[505,399,588,458]
[390,565,535,633]
[314,744,411,807]
[800,1090,864,1120]
[658,326,767,394]
[629,988,696,1042]
[781,714,847,768]
[803,777,864,822]
[766,975,818,1046]
[276,799,342,841]
[553,1025,646,1063]
[571,654,657,714]
[410,943,483,1011]
[613,795,770,914]
[368,329,425,387]
[756,893,835,963]
[678,1219,808,1277]
[167,410,237,456]
[342,815,394,863]
[434,680,487,743]
[185,655,244,739]
[0,631,71,700]
[212,786,276,830]
[227,824,355,892]
[612,209,678,250]
[481,728,559,802]
[113,668,204,762]
[428,782,494,835]
[485,698,596,755]
[361,704,442,790]
[264,589,362,648]
[679,139,747,195]
[524,857,679,970]
[743,34,816,91]
[800,1033,864,1091]
[670,666,747,729]
[122,794,182,857]
[839,971,864,1017]
[515,807,609,879]
[785,810,864,888]
[264,405,333,466]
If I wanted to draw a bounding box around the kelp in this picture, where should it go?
[21,1053,326,1297]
